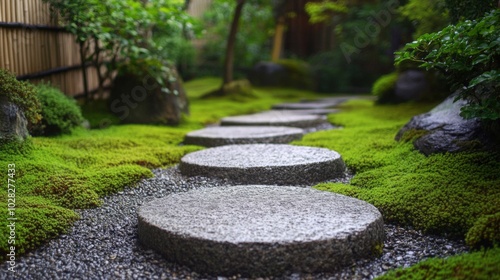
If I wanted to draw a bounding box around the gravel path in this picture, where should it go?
[3,167,467,280]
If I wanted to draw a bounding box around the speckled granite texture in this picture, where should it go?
[179,144,346,185]
[220,111,327,128]
[183,126,304,147]
[138,185,384,277]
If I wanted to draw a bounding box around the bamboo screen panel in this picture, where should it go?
[0,0,100,97]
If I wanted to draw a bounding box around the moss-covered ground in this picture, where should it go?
[0,77,323,259]
[1,78,499,278]
[293,99,500,278]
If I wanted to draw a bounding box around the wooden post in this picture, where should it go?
[271,16,285,62]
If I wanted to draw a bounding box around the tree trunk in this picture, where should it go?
[222,0,246,85]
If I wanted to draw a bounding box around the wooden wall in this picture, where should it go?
[0,0,100,97]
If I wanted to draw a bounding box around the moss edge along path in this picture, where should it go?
[1,78,499,277]
[0,77,326,260]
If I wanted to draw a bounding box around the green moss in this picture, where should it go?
[377,247,500,280]
[372,72,398,103]
[466,213,500,249]
[296,100,500,242]
[0,196,78,256]
[33,83,84,135]
[398,128,429,143]
[0,69,42,130]
[0,77,329,260]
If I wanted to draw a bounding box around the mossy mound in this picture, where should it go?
[376,247,500,280]
[33,83,85,136]
[0,77,327,261]
[295,99,500,244]
[0,69,41,133]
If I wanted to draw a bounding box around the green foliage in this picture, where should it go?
[445,0,498,23]
[296,100,500,243]
[307,1,403,93]
[200,0,274,76]
[43,0,197,92]
[398,0,449,38]
[377,247,500,280]
[305,0,348,24]
[33,83,84,135]
[0,78,327,260]
[276,59,314,90]
[396,10,500,120]
[371,72,398,101]
[0,69,42,129]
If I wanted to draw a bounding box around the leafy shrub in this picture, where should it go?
[372,72,398,103]
[0,69,41,129]
[396,10,500,121]
[445,0,498,23]
[398,0,449,38]
[34,83,84,135]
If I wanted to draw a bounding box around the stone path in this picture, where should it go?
[184,126,303,147]
[138,186,384,277]
[138,96,386,277]
[220,111,327,128]
[179,144,345,185]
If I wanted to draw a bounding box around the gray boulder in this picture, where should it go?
[109,67,189,125]
[0,96,29,143]
[396,94,493,155]
[394,70,428,102]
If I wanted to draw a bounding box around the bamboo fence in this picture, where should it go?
[0,0,100,97]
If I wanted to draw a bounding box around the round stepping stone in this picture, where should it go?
[184,126,304,147]
[179,144,346,185]
[220,112,326,128]
[271,101,341,110]
[138,185,385,276]
[267,108,339,115]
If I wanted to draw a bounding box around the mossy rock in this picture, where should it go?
[109,67,189,125]
[201,79,256,101]
[248,60,314,90]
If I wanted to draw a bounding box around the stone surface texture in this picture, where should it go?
[267,108,339,115]
[220,111,327,128]
[272,99,346,110]
[138,185,385,277]
[184,126,304,147]
[179,144,346,185]
[396,94,493,155]
[0,96,29,142]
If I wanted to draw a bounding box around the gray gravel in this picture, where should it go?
[2,167,468,280]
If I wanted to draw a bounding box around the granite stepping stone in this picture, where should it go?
[220,111,327,128]
[138,185,384,276]
[179,144,346,185]
[266,108,339,115]
[272,97,349,110]
[184,126,304,147]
